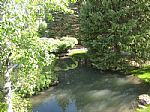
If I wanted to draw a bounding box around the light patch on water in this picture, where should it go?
[82,99,134,112]
[56,90,71,98]
[86,89,112,98]
[83,102,109,112]
[116,78,130,85]
[86,89,120,100]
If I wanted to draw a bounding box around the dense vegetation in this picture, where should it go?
[0,0,150,112]
[0,0,77,112]
[80,0,150,70]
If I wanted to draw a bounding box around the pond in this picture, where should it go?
[31,59,150,112]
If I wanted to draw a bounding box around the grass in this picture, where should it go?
[67,48,88,56]
[137,106,150,112]
[131,65,150,83]
[131,65,150,112]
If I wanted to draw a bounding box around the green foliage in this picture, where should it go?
[38,21,48,36]
[131,65,150,83]
[80,0,150,70]
[131,65,150,112]
[12,93,31,112]
[11,37,58,97]
[11,36,78,97]
[0,0,77,111]
[36,0,77,37]
[0,0,56,97]
[0,102,7,112]
[47,37,78,53]
[137,106,150,112]
[59,37,78,52]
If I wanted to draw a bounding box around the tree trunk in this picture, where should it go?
[4,66,14,112]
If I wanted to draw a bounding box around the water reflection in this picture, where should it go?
[32,66,150,112]
[32,96,77,112]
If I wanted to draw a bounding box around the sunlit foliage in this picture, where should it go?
[0,0,77,111]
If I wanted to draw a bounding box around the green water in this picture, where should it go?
[32,61,150,112]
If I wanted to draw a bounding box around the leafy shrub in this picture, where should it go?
[0,0,77,112]
[58,37,78,52]
[0,93,30,112]
[45,37,78,53]
[13,93,31,112]
[0,102,7,112]
[10,37,57,97]
[38,20,48,37]
[41,37,78,53]
[13,54,57,97]
[14,66,57,97]
[60,37,78,47]
[12,36,78,97]
[80,0,150,70]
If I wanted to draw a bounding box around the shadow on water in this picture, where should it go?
[32,59,150,112]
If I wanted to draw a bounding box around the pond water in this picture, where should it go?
[31,59,150,112]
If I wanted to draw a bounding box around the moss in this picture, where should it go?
[137,106,150,112]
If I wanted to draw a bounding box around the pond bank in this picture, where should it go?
[31,65,150,112]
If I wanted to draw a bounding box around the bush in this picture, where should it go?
[58,37,78,52]
[0,102,7,112]
[13,56,57,97]
[0,93,31,112]
[60,37,78,46]
[46,37,78,53]
[13,93,31,112]
[12,36,78,97]
[80,0,150,70]
[11,38,57,97]
[38,20,48,37]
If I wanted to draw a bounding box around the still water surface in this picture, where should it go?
[32,65,150,112]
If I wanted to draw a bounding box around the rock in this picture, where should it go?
[138,104,147,109]
[138,94,150,106]
[51,80,59,86]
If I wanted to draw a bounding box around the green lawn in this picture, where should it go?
[137,106,150,112]
[67,48,88,56]
[131,65,150,83]
[131,65,150,112]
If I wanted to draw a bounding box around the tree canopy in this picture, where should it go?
[80,0,150,70]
